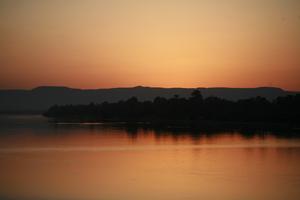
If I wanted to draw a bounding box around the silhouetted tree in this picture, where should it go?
[44,91,300,123]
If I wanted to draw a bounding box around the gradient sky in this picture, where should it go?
[1,0,300,90]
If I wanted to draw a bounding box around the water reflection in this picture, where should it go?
[0,115,300,200]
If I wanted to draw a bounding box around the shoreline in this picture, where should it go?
[46,117,300,132]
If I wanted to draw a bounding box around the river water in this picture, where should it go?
[0,115,300,200]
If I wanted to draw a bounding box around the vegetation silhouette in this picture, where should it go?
[44,90,300,125]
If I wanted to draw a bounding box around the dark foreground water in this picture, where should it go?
[0,115,300,200]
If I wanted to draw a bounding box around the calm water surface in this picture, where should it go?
[0,115,300,200]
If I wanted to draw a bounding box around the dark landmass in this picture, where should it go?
[44,90,300,128]
[0,86,298,113]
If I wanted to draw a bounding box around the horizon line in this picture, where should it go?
[0,85,299,92]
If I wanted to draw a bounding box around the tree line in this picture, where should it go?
[44,90,300,123]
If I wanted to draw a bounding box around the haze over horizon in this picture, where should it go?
[1,0,300,90]
[0,85,299,92]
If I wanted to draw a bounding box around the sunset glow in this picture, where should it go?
[1,0,300,90]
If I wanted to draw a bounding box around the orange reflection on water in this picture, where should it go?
[0,126,300,200]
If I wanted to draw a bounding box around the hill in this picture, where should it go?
[0,86,297,113]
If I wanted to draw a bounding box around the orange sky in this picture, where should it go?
[0,0,300,90]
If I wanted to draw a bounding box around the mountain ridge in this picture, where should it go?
[0,86,298,113]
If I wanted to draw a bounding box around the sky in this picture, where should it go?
[0,0,300,90]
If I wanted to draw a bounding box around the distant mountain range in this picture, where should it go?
[0,86,298,113]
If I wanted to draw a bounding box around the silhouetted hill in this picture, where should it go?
[0,86,298,113]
